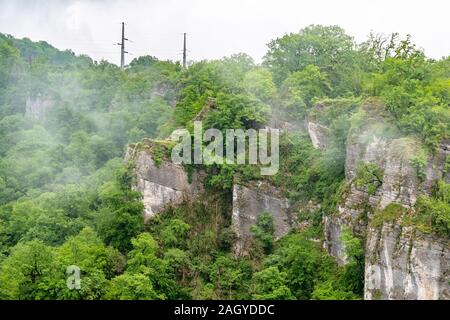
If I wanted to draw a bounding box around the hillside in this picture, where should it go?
[0,26,448,300]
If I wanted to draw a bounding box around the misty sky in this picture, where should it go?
[0,0,449,66]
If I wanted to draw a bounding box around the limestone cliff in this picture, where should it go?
[232,181,292,256]
[308,121,329,150]
[125,139,203,221]
[125,140,294,252]
[319,100,450,300]
[365,223,450,300]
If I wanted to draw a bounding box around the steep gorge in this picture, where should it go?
[126,99,449,300]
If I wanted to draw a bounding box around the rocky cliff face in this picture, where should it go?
[126,140,295,249]
[125,140,203,221]
[232,181,292,256]
[365,223,450,300]
[319,101,450,300]
[323,215,348,265]
[126,99,449,299]
[365,141,450,300]
[308,121,329,150]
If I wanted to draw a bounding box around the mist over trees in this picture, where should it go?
[0,25,448,300]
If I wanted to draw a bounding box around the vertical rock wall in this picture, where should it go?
[126,142,203,221]
[232,181,292,256]
[365,224,450,300]
[307,121,329,150]
[317,101,450,300]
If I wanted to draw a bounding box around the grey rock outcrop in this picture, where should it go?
[323,215,348,265]
[308,121,329,150]
[126,141,203,221]
[126,138,297,249]
[323,101,450,299]
[232,181,292,255]
[306,99,359,150]
[365,224,450,300]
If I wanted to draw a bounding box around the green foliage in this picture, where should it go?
[412,181,450,237]
[243,68,276,102]
[410,148,428,181]
[0,194,87,246]
[445,155,450,176]
[0,240,54,300]
[208,255,253,299]
[49,227,124,300]
[251,266,295,300]
[340,229,365,295]
[372,183,450,238]
[250,213,275,254]
[205,164,236,191]
[280,65,331,117]
[273,131,347,215]
[355,163,384,195]
[311,280,360,300]
[107,233,173,300]
[169,56,270,192]
[160,219,191,248]
[151,144,167,168]
[264,25,358,95]
[258,229,362,300]
[309,97,360,127]
[372,203,406,228]
[204,92,269,131]
[436,180,450,203]
[95,166,144,252]
[0,227,122,300]
[269,232,328,299]
[218,227,237,251]
[362,35,449,150]
[107,272,163,300]
[142,193,256,300]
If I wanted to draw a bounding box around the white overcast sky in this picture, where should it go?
[0,0,448,65]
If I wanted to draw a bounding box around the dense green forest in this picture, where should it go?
[0,25,448,300]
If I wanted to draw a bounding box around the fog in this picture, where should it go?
[0,0,449,65]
